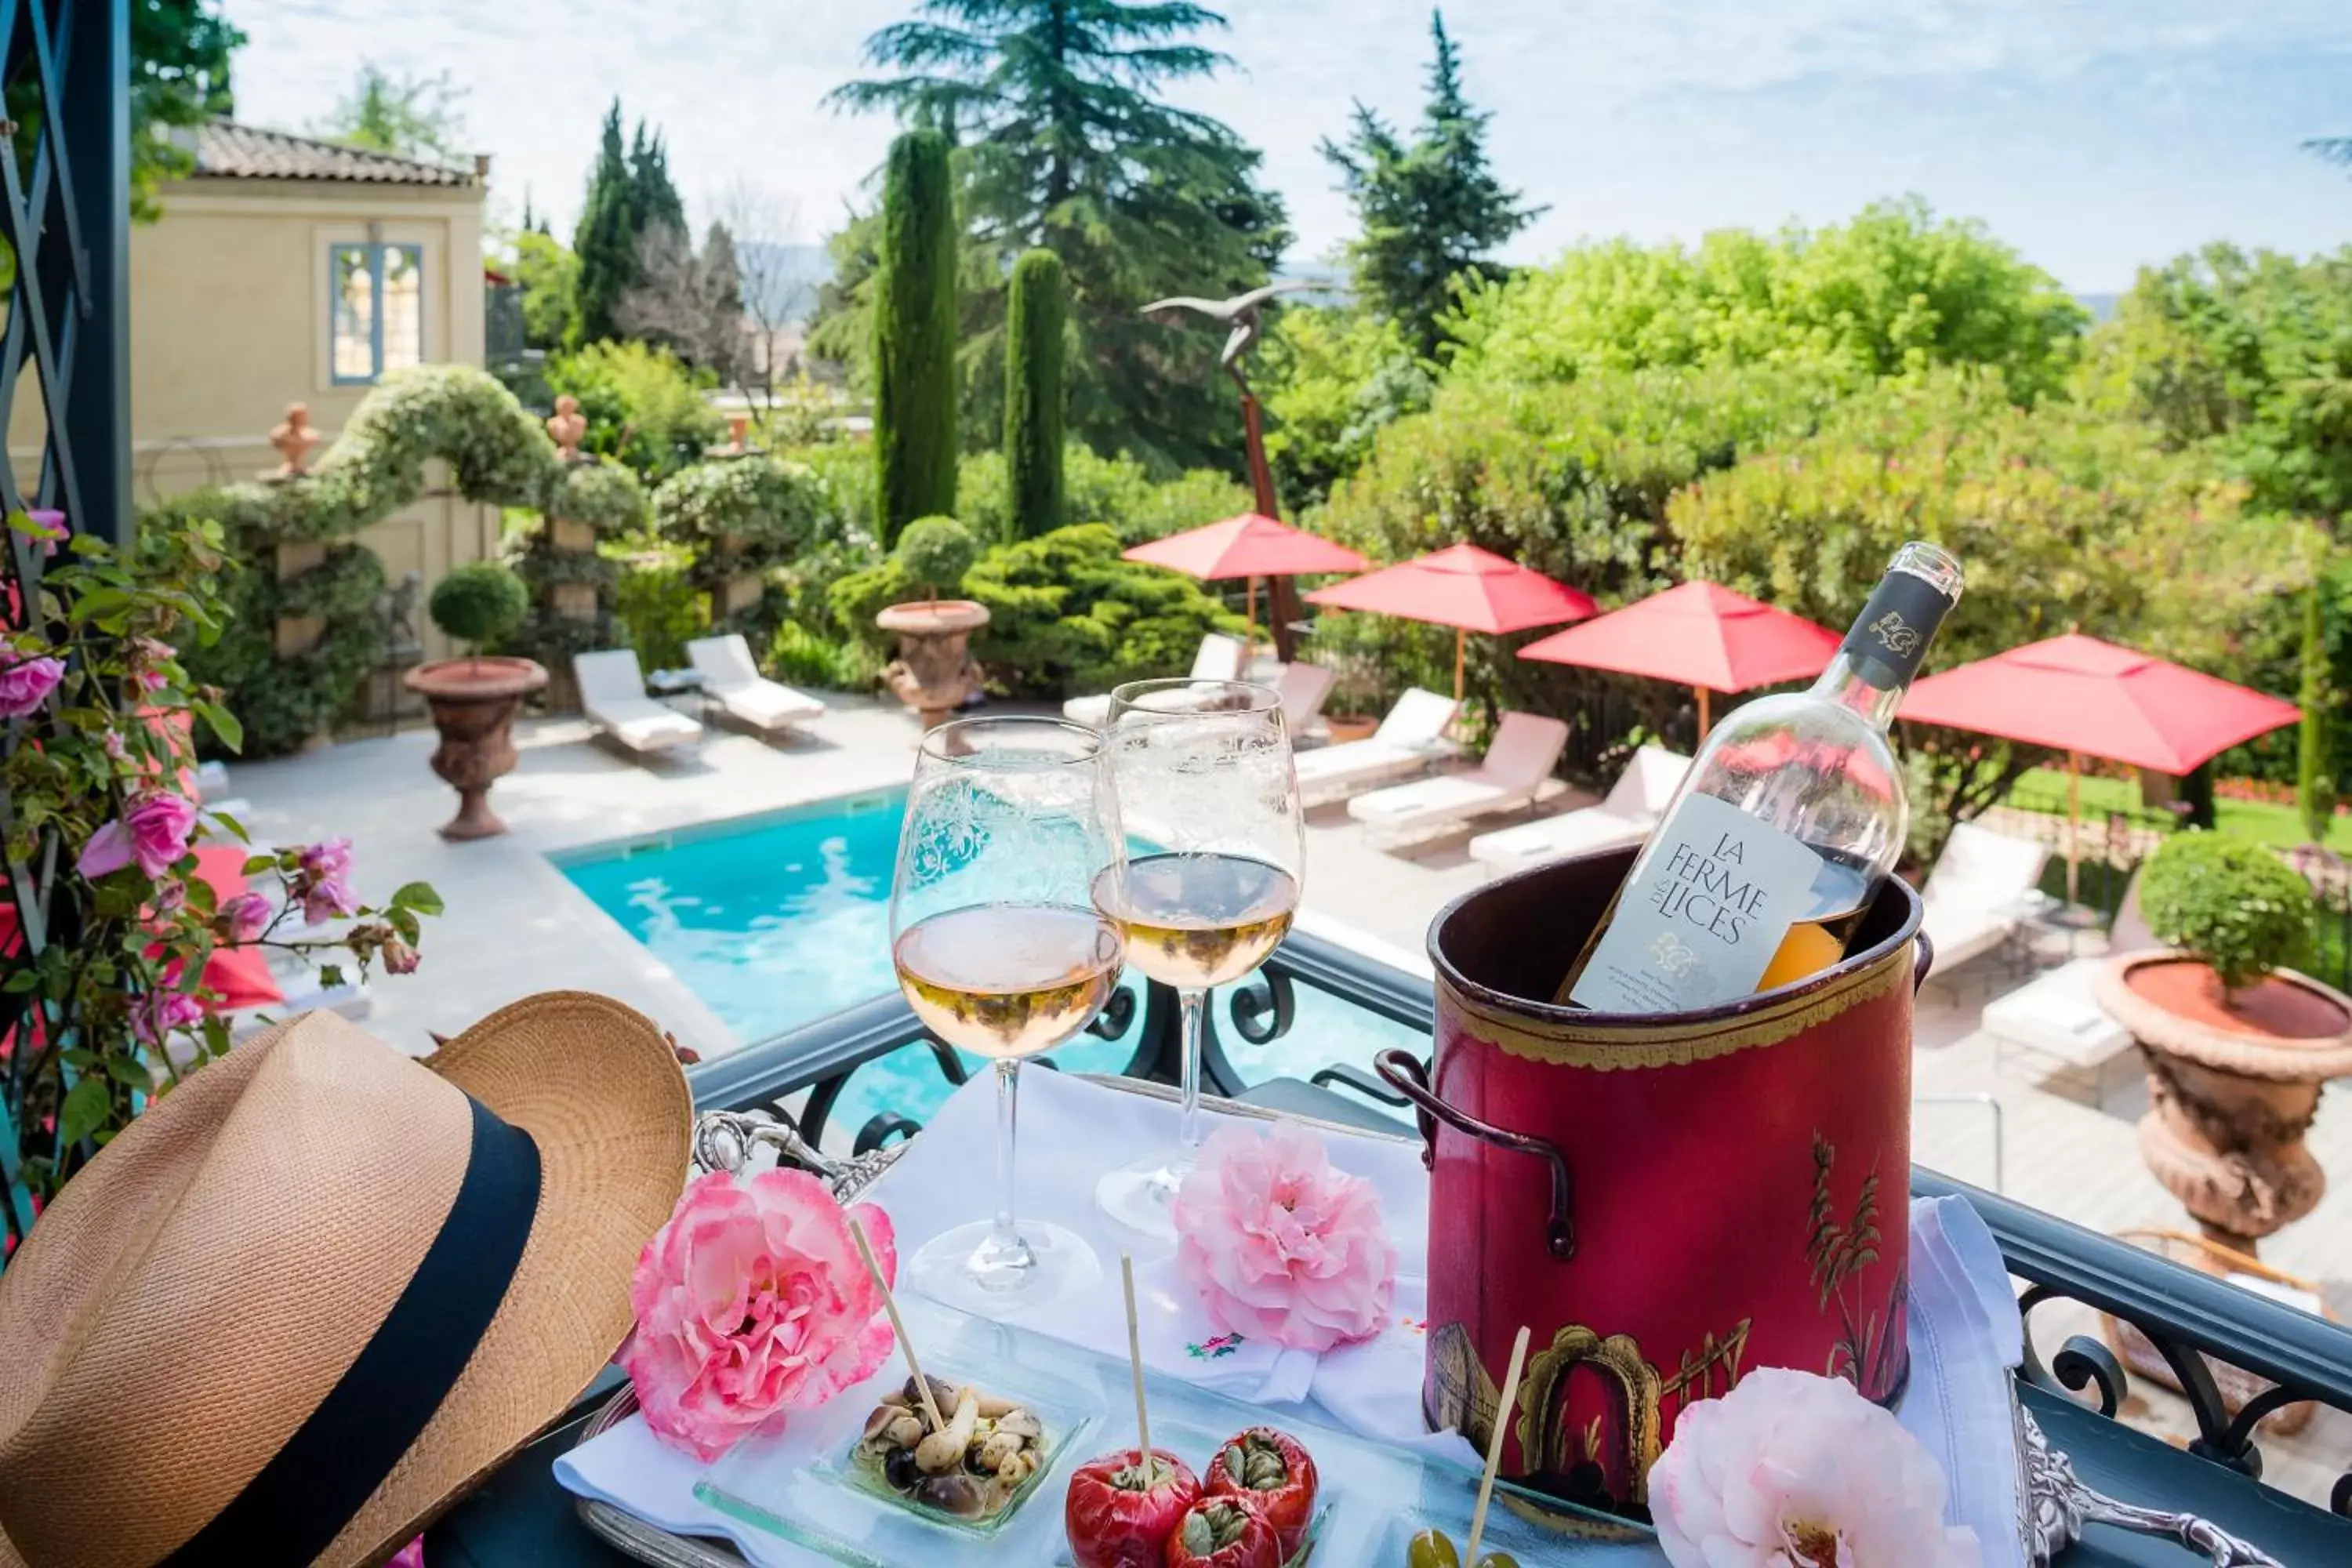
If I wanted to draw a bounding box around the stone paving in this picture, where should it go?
[225,696,2352,1504]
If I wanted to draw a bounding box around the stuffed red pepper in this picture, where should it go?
[1203,1428,1319,1557]
[1163,1496,1282,1568]
[1065,1449,1200,1568]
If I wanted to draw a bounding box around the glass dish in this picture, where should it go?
[697,1297,1659,1565]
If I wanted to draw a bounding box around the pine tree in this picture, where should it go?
[572,100,638,345]
[1004,249,1067,542]
[1322,10,1542,358]
[827,1,1288,471]
[873,131,959,546]
[630,125,687,238]
[2299,580,2336,844]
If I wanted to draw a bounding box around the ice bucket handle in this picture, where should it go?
[1374,1047,1577,1261]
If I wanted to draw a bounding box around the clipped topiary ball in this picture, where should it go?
[2140,831,2316,993]
[429,561,531,652]
[895,514,979,599]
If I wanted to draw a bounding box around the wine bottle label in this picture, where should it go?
[1839,568,1953,689]
[1569,793,1825,1014]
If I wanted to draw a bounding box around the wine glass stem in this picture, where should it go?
[991,1056,1023,1257]
[1178,985,1207,1156]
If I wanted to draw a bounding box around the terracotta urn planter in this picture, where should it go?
[1323,713,1378,744]
[402,656,550,841]
[2096,952,2352,1261]
[875,599,989,730]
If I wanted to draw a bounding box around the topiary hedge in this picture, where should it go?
[165,365,652,753]
[652,455,840,634]
[2140,832,2316,993]
[963,524,1242,698]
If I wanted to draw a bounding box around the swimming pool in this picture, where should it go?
[555,790,1425,1137]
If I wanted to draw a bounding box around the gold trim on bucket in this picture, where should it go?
[1443,937,1915,1071]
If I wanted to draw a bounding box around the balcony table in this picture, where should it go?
[426,931,2352,1568]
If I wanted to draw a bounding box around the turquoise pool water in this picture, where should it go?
[556,791,1425,1138]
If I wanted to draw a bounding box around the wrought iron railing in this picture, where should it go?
[685,925,2352,1541]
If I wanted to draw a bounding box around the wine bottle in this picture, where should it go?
[1559,542,1964,1011]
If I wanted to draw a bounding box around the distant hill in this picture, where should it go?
[2075,292,2122,323]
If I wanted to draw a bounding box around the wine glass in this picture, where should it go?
[1092,679,1303,1237]
[891,717,1127,1312]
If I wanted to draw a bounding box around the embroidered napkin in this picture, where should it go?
[1018,1252,1319,1403]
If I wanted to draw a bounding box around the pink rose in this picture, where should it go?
[1650,1367,1982,1568]
[0,646,64,719]
[383,938,421,975]
[220,891,274,943]
[1172,1121,1396,1352]
[78,790,199,881]
[101,728,130,764]
[23,510,64,557]
[619,1169,898,1461]
[130,975,208,1047]
[290,837,358,924]
[132,636,175,693]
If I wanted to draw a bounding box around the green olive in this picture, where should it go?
[1475,1554,1521,1568]
[1405,1527,1461,1568]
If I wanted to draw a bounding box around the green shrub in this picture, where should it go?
[2298,581,2336,844]
[768,619,872,690]
[1004,248,1067,541]
[896,516,979,600]
[964,524,1242,698]
[873,129,958,543]
[955,446,1250,546]
[610,546,707,673]
[2140,833,2316,992]
[653,456,838,554]
[429,561,529,652]
[545,339,724,483]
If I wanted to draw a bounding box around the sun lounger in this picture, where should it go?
[576,648,703,756]
[687,633,826,736]
[1348,712,1570,842]
[1980,867,2150,1102]
[1293,688,1460,802]
[1466,744,1690,871]
[1919,822,2052,975]
[1272,660,1336,735]
[1062,633,1248,728]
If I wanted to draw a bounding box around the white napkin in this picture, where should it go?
[1018,1252,1320,1403]
[554,1413,809,1568]
[1900,1196,2027,1568]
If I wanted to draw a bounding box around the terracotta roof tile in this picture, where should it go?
[190,122,477,187]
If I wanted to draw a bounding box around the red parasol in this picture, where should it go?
[1900,632,2301,901]
[1518,580,1839,736]
[1123,514,1368,656]
[1307,543,1597,699]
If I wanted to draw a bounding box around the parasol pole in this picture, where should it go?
[1244,575,1258,662]
[2066,749,2082,908]
[1696,685,1711,741]
[1454,626,1467,702]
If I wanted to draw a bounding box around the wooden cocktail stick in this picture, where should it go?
[1465,1325,1531,1566]
[1121,1251,1158,1486]
[851,1217,946,1435]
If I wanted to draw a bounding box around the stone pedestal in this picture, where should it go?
[552,583,599,622]
[550,517,596,553]
[275,539,326,579]
[274,614,325,657]
[717,571,766,620]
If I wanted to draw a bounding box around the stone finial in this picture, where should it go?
[268,401,319,477]
[546,394,587,463]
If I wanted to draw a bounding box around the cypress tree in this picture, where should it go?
[873,129,958,546]
[1003,248,1066,542]
[572,100,637,344]
[2298,580,2336,844]
[630,125,687,238]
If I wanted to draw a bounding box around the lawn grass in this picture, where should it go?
[2010,766,2352,853]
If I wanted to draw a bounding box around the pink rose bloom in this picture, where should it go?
[387,1539,424,1568]
[101,728,130,764]
[1172,1121,1396,1352]
[130,979,207,1047]
[0,646,64,719]
[383,938,421,975]
[291,837,358,924]
[78,790,200,880]
[220,891,274,943]
[1650,1367,1981,1568]
[619,1168,898,1461]
[24,510,64,557]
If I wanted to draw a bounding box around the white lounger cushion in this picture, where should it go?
[1272,660,1335,732]
[576,648,703,752]
[1062,633,1248,726]
[688,634,826,731]
[1920,822,2050,973]
[1348,712,1567,833]
[1980,958,2131,1066]
[1294,688,1461,795]
[1466,744,1689,868]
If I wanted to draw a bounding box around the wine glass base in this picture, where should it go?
[904,1218,1102,1316]
[1094,1152,1198,1240]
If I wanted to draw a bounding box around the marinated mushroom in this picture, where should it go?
[914,1388,980,1473]
[854,1377,1050,1524]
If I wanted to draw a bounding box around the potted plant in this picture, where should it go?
[2095,832,2352,1261]
[1321,650,1385,744]
[404,562,547,840]
[874,516,989,729]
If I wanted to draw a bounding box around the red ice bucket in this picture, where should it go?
[1377,844,1928,1517]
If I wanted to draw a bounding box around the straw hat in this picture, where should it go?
[0,991,692,1567]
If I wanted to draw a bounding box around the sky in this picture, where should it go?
[219,0,2352,294]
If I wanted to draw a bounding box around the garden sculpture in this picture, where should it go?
[547,394,588,462]
[267,402,319,478]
